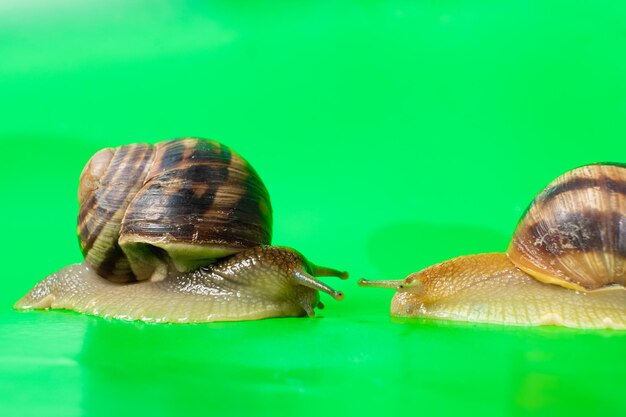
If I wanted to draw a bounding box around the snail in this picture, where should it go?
[360,163,626,329]
[15,138,347,323]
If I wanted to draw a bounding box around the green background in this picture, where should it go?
[1,1,624,416]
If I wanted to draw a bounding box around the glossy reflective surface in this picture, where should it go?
[1,1,625,416]
[3,310,625,417]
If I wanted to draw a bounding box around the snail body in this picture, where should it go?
[377,253,626,328]
[360,163,626,329]
[15,246,344,323]
[16,138,346,322]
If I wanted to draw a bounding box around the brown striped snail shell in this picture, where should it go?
[360,163,626,329]
[508,163,626,291]
[16,138,347,323]
[78,138,272,283]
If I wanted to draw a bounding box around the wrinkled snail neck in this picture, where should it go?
[185,246,349,302]
[226,246,348,301]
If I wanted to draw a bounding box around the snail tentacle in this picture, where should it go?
[357,279,403,290]
[293,271,344,301]
[310,264,349,279]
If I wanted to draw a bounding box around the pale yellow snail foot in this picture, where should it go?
[359,253,626,329]
[15,247,348,323]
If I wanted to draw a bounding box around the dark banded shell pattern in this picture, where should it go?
[78,138,272,283]
[507,163,626,291]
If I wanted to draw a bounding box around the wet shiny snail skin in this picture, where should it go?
[360,164,626,329]
[15,138,347,323]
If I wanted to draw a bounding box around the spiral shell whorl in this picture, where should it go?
[507,163,626,291]
[78,144,155,282]
[77,138,273,283]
